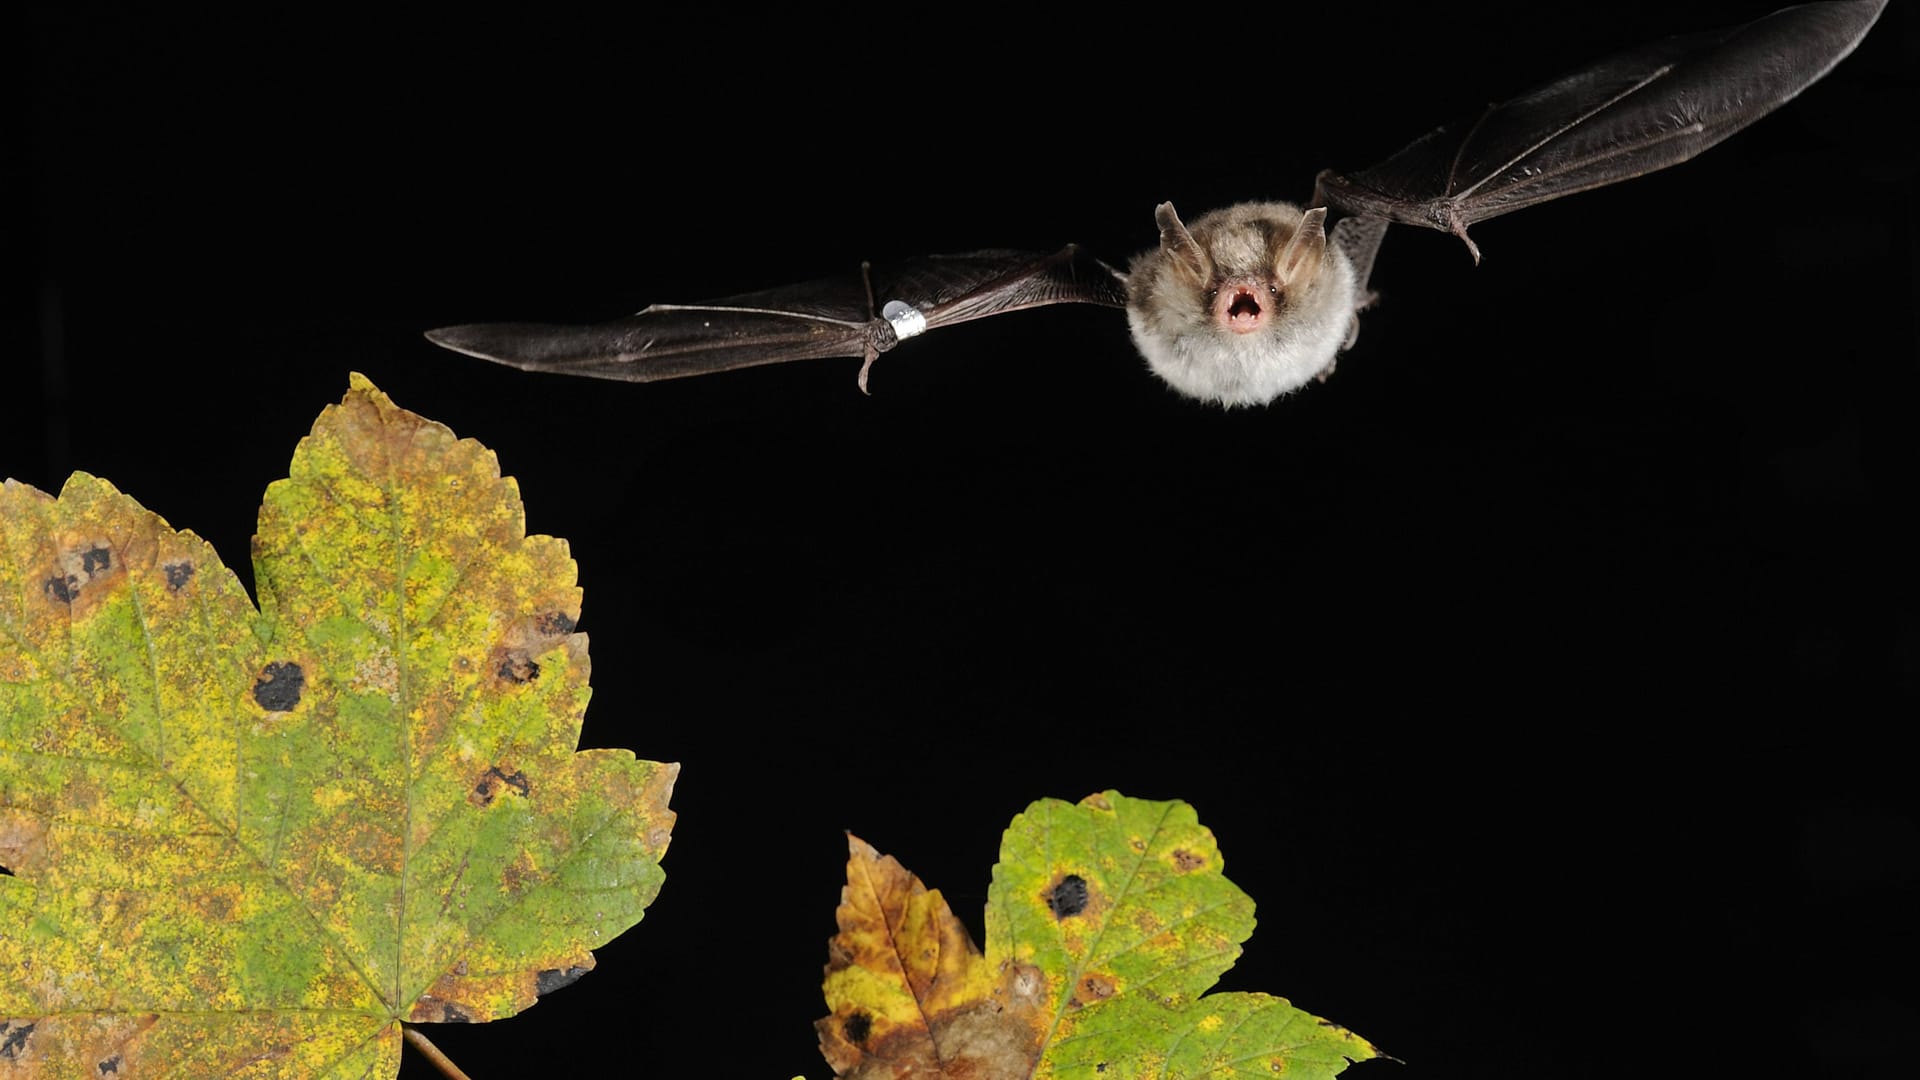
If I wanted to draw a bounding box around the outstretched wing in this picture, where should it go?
[1315,0,1886,277]
[425,245,1128,389]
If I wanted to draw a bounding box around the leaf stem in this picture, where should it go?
[403,1026,475,1080]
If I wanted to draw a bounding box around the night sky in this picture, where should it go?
[13,4,1919,1077]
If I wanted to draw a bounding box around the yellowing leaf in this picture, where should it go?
[818,791,1379,1079]
[0,374,675,1077]
[819,836,1020,1076]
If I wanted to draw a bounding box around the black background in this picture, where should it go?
[13,3,1918,1077]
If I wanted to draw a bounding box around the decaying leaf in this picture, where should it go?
[819,791,1379,1079]
[0,374,676,1076]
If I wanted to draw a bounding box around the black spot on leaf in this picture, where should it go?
[163,561,194,592]
[99,1053,123,1074]
[0,1021,34,1060]
[496,651,539,683]
[1047,874,1090,918]
[440,1003,471,1023]
[844,1012,872,1043]
[44,574,77,604]
[252,661,306,712]
[536,965,591,996]
[469,765,532,807]
[535,611,576,635]
[80,546,111,574]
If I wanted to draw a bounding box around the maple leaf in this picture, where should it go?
[819,791,1380,1079]
[0,374,675,1077]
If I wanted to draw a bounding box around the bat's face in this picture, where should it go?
[1125,201,1356,408]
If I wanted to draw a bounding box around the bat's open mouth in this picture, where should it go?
[1219,286,1265,334]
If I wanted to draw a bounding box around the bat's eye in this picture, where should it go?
[1205,288,1219,302]
[1268,284,1280,296]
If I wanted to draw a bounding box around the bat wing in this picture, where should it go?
[1315,0,1886,279]
[425,245,1128,389]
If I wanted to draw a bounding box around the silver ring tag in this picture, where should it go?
[881,300,928,341]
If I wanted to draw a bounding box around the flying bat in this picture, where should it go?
[425,1,1885,407]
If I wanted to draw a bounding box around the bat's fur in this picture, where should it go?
[1126,202,1356,407]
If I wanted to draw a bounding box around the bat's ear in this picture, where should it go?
[1155,202,1211,286]
[1275,207,1328,291]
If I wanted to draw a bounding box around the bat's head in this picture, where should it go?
[1125,201,1355,407]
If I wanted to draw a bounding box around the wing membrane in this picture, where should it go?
[1316,0,1886,267]
[426,246,1126,384]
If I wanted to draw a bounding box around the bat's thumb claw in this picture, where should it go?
[1450,220,1483,265]
[857,352,877,395]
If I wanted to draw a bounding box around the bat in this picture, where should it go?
[424,1,1885,408]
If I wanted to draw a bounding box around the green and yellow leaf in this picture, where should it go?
[0,374,675,1077]
[818,792,1379,1079]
